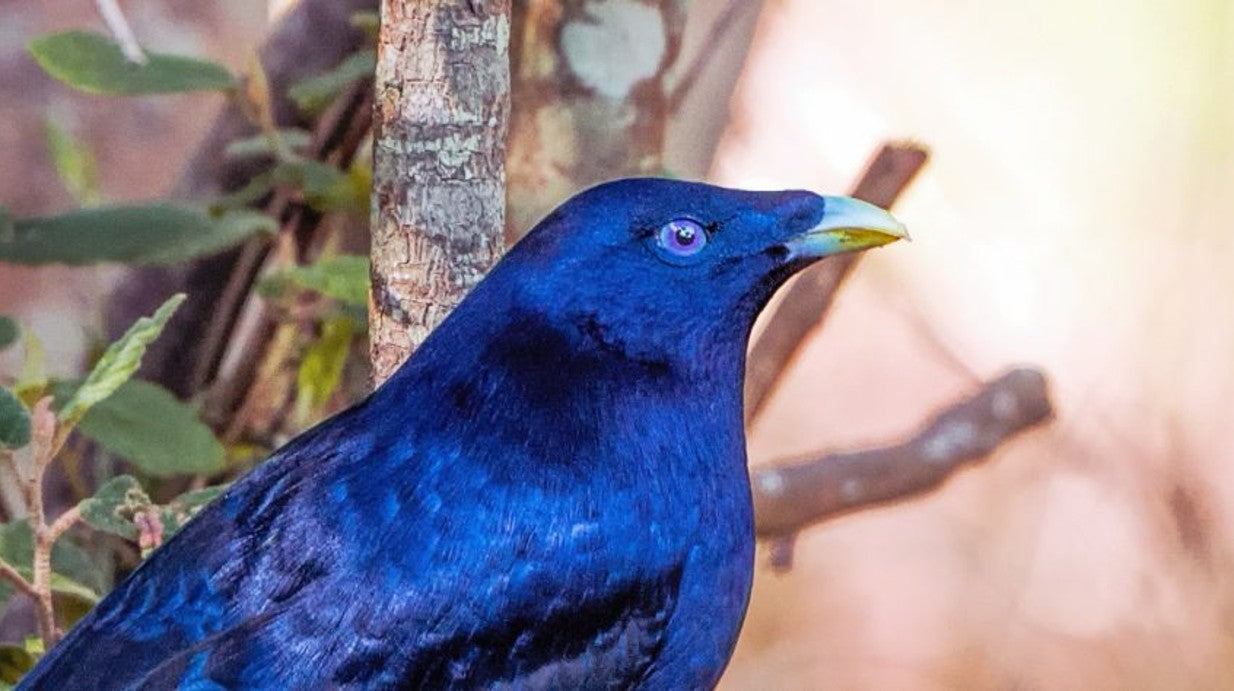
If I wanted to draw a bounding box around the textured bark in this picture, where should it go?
[369,1,511,384]
[507,0,688,236]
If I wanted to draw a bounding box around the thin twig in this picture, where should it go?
[203,82,374,436]
[751,368,1053,565]
[30,529,57,644]
[94,0,147,64]
[0,559,39,601]
[22,398,60,645]
[104,0,377,399]
[744,142,929,424]
[45,506,82,545]
[26,399,55,541]
[0,450,23,522]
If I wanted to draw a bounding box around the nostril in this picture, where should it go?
[786,208,815,228]
[771,191,825,230]
[765,244,790,261]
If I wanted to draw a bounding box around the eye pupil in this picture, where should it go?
[656,219,708,258]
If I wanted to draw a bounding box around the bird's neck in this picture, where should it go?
[376,296,749,480]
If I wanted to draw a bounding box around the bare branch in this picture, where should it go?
[666,0,759,113]
[94,0,147,64]
[26,398,56,530]
[0,559,38,602]
[744,142,929,424]
[45,506,82,545]
[752,368,1053,548]
[20,397,61,646]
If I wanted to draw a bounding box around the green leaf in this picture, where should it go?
[43,118,100,205]
[288,49,376,116]
[0,316,18,350]
[279,159,360,212]
[329,161,372,215]
[28,31,235,95]
[0,646,34,685]
[0,203,275,266]
[58,295,183,427]
[0,522,103,613]
[0,523,100,589]
[77,475,149,540]
[78,477,224,547]
[0,389,30,449]
[350,11,381,41]
[277,159,344,203]
[295,317,356,424]
[224,129,313,159]
[50,573,100,606]
[72,380,225,477]
[159,485,226,539]
[212,170,278,210]
[218,160,366,214]
[51,574,99,629]
[14,331,47,404]
[272,255,370,307]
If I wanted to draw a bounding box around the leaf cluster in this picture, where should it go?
[0,20,379,676]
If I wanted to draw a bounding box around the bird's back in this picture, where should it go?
[22,343,753,689]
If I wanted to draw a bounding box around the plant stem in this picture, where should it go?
[0,558,38,601]
[22,397,68,647]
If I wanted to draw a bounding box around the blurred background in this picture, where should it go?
[2,0,1233,687]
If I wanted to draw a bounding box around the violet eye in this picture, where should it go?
[656,219,708,257]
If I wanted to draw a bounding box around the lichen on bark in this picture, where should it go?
[370,0,512,384]
[507,0,687,236]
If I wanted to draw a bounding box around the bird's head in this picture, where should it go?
[481,178,908,376]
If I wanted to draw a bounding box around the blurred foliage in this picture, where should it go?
[263,254,370,308]
[28,31,235,95]
[42,120,100,207]
[1,205,275,266]
[0,391,29,450]
[0,24,377,673]
[0,642,37,685]
[0,318,17,351]
[225,129,314,159]
[295,316,358,427]
[0,522,103,612]
[289,49,376,116]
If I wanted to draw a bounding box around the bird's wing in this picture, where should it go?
[112,560,683,689]
[396,560,685,688]
[22,401,688,689]
[18,412,353,691]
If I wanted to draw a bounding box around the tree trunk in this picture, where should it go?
[507,0,688,236]
[369,0,511,384]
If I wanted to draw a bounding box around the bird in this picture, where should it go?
[19,178,906,690]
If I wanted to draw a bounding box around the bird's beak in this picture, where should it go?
[783,196,909,260]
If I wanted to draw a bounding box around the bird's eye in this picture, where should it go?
[656,219,708,257]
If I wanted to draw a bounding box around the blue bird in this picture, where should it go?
[19,179,905,689]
